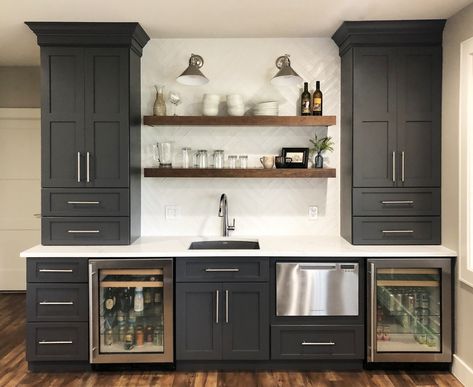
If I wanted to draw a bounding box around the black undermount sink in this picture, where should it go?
[189,240,260,250]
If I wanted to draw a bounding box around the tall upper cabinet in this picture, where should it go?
[27,22,149,245]
[332,21,445,245]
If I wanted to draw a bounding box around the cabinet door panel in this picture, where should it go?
[41,47,85,187]
[176,283,222,360]
[84,48,129,187]
[353,47,398,187]
[397,47,441,187]
[222,283,269,360]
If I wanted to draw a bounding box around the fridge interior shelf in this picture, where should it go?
[100,339,164,354]
[101,269,163,276]
[377,268,439,275]
[100,281,164,288]
[377,333,440,352]
[377,280,439,287]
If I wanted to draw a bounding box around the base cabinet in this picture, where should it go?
[176,282,269,361]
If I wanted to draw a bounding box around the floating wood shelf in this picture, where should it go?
[143,115,336,127]
[144,168,336,178]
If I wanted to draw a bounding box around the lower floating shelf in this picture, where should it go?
[144,168,336,178]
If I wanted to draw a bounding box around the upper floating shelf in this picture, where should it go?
[143,115,336,127]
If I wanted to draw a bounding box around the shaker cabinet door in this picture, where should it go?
[353,47,398,188]
[176,283,222,360]
[84,48,129,187]
[41,47,85,188]
[396,47,441,187]
[222,283,269,360]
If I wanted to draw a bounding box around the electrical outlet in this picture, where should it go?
[308,206,318,220]
[165,205,180,220]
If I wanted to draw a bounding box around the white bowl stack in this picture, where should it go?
[226,94,245,116]
[253,101,279,116]
[202,94,220,116]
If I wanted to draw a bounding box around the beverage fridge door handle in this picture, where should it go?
[89,268,97,363]
[369,262,376,362]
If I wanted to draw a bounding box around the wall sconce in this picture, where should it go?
[176,54,209,86]
[271,54,302,86]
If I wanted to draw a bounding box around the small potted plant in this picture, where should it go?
[309,134,334,168]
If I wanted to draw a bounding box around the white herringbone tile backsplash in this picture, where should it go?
[141,38,340,236]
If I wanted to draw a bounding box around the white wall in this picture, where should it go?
[141,38,340,237]
[442,3,473,386]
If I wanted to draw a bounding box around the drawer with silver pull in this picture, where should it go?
[27,284,88,322]
[42,217,130,245]
[42,188,129,217]
[176,257,269,282]
[271,325,364,360]
[352,216,440,245]
[27,258,88,282]
[26,322,88,361]
[353,188,440,216]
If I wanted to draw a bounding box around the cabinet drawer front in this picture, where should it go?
[176,258,269,282]
[271,325,364,360]
[352,216,440,245]
[27,322,88,362]
[27,284,88,322]
[353,188,440,216]
[42,217,130,245]
[42,188,129,217]
[27,258,88,282]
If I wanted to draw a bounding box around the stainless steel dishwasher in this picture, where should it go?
[276,262,359,316]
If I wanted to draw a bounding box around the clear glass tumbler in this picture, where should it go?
[228,155,238,169]
[213,150,225,169]
[239,155,248,169]
[182,147,191,168]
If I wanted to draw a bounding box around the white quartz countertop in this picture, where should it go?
[20,236,456,258]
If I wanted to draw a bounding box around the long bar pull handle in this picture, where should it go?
[39,269,73,273]
[401,151,405,183]
[299,265,337,271]
[67,230,100,234]
[369,262,376,362]
[392,151,396,182]
[382,230,414,234]
[225,290,229,323]
[301,341,335,346]
[38,340,73,345]
[86,152,91,183]
[67,201,100,205]
[381,200,414,205]
[215,290,219,324]
[77,152,81,183]
[39,301,73,305]
[205,268,240,272]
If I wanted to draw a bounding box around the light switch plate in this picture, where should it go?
[165,205,180,220]
[308,206,318,220]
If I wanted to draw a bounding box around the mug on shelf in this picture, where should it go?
[260,155,275,169]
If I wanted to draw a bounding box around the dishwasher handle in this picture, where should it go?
[298,263,337,271]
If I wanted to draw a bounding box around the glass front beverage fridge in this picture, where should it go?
[367,258,452,363]
[89,259,173,363]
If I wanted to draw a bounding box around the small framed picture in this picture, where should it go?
[281,147,309,168]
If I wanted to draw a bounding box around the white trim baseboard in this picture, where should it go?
[453,354,473,387]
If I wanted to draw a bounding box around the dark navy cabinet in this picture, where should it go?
[27,22,149,245]
[333,20,444,245]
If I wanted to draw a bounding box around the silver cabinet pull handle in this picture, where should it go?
[39,269,73,273]
[38,340,73,345]
[67,201,100,205]
[86,152,91,183]
[401,151,405,182]
[301,341,335,346]
[392,151,396,182]
[39,301,74,305]
[77,152,81,183]
[215,290,219,324]
[67,230,100,234]
[382,230,414,234]
[381,200,414,205]
[225,290,229,323]
[205,268,240,272]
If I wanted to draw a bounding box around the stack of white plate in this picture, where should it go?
[253,101,279,116]
[202,94,220,116]
[226,94,245,116]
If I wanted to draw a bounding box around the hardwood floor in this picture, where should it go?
[0,293,462,387]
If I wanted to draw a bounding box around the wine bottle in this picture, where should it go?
[300,82,311,116]
[312,81,323,116]
[104,287,115,311]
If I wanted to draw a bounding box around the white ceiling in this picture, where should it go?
[1,0,472,66]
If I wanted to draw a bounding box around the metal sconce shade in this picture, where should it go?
[271,54,302,86]
[176,54,209,86]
